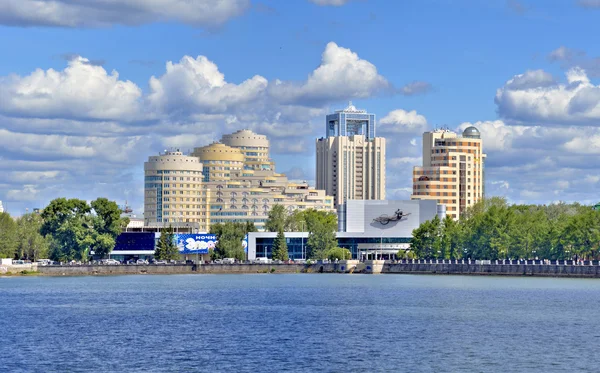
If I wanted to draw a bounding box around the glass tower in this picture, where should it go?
[325,101,376,139]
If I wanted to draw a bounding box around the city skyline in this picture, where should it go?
[2,0,600,214]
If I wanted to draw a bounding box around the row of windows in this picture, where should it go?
[163,204,207,209]
[162,191,203,195]
[212,218,268,223]
[163,211,205,216]
[155,170,202,175]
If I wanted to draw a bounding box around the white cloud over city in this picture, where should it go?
[0,0,251,27]
[495,67,600,125]
[0,41,408,213]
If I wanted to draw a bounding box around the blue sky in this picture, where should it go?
[1,0,600,215]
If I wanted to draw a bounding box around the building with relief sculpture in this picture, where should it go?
[411,127,486,220]
[316,102,386,207]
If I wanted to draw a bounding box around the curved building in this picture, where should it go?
[221,129,274,171]
[191,143,245,182]
[144,150,209,231]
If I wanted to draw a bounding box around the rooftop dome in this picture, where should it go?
[462,126,481,139]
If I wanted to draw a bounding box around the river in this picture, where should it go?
[1,274,599,372]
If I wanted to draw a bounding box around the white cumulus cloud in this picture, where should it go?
[380,109,428,134]
[495,67,600,125]
[148,55,268,116]
[268,42,390,105]
[0,56,142,121]
[0,0,249,27]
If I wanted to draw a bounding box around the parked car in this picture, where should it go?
[154,260,167,265]
[213,259,223,264]
[136,259,148,265]
[222,258,236,264]
[100,259,120,265]
[254,257,271,264]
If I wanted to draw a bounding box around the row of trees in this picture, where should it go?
[0,198,129,262]
[265,205,350,260]
[0,212,49,261]
[409,197,600,260]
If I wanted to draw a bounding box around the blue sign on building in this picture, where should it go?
[174,234,248,254]
[175,234,217,254]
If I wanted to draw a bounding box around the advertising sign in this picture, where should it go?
[174,234,248,254]
[175,234,217,254]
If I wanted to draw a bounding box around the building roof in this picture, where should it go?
[462,126,481,139]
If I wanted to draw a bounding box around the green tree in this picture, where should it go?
[155,226,179,260]
[272,228,289,261]
[440,215,462,259]
[410,216,441,259]
[409,199,600,261]
[15,213,50,261]
[0,212,17,259]
[305,209,338,259]
[326,247,351,260]
[89,198,129,257]
[285,210,308,232]
[210,222,249,261]
[41,197,128,261]
[265,204,286,232]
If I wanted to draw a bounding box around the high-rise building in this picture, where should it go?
[316,103,386,207]
[326,102,376,139]
[220,129,274,171]
[143,150,210,231]
[411,127,486,220]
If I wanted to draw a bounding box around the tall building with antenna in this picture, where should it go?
[316,102,386,207]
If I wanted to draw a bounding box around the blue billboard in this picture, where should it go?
[174,234,248,254]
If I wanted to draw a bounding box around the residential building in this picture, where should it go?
[316,134,386,207]
[220,129,274,171]
[144,131,335,232]
[411,127,486,220]
[194,139,334,230]
[317,103,386,207]
[191,142,245,182]
[143,150,210,231]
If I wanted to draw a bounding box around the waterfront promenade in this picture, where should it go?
[3,259,600,278]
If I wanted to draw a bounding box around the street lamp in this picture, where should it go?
[300,221,305,260]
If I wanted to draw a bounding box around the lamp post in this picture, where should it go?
[301,221,305,260]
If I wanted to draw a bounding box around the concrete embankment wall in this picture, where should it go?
[37,264,305,276]
[30,263,600,278]
[383,263,600,278]
[1,263,38,274]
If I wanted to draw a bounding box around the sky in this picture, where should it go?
[1,0,600,215]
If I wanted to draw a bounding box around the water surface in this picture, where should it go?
[1,274,599,372]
